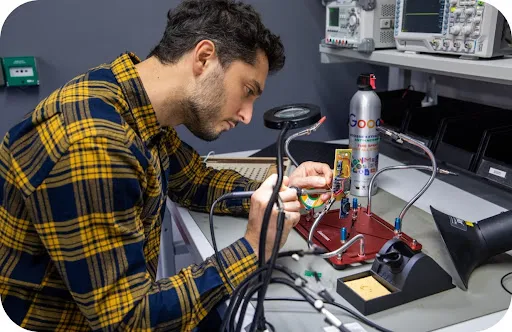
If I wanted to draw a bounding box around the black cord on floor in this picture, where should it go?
[501,272,512,295]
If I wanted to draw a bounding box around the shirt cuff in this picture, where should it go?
[216,237,258,294]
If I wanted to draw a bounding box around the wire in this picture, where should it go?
[501,272,512,295]
[203,150,215,163]
[265,321,276,332]
[252,297,394,332]
[253,123,290,331]
[219,243,311,331]
[210,191,255,291]
[242,278,318,332]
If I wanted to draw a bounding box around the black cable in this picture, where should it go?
[265,321,276,332]
[236,281,264,332]
[501,272,512,295]
[258,123,289,264]
[210,191,255,291]
[236,273,310,332]
[242,278,318,332]
[327,301,393,332]
[251,297,394,332]
[220,264,306,332]
[254,123,290,331]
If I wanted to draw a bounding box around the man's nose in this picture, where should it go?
[238,104,253,124]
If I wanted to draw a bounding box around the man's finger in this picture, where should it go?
[282,200,301,213]
[261,174,278,188]
[290,176,327,189]
[279,188,299,202]
[284,212,301,227]
[320,193,331,202]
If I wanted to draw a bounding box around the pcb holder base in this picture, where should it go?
[294,207,421,269]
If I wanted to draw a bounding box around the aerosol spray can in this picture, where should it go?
[349,73,381,197]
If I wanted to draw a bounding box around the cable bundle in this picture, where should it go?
[209,120,392,332]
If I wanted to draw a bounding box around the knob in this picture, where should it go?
[465,8,475,16]
[450,0,458,5]
[454,8,463,16]
[474,16,481,23]
[348,15,358,27]
[463,24,474,36]
[450,25,462,35]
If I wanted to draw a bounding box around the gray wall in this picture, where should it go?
[0,0,388,155]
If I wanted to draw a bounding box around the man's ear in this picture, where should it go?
[192,40,217,76]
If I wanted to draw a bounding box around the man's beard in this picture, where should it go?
[182,67,226,142]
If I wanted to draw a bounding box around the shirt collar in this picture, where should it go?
[111,52,163,145]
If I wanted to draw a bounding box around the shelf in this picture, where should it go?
[319,44,512,85]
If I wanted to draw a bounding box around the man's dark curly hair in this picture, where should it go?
[148,0,285,74]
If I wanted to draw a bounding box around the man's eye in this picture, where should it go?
[246,87,254,96]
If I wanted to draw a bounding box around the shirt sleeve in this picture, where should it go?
[164,128,262,216]
[26,135,257,332]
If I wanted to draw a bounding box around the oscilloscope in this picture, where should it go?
[394,0,512,58]
[324,0,397,52]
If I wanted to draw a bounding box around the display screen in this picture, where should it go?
[402,0,444,33]
[329,8,340,27]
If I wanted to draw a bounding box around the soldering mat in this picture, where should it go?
[188,181,512,332]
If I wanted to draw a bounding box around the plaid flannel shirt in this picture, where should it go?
[0,52,261,331]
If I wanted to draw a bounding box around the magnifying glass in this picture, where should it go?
[263,104,322,130]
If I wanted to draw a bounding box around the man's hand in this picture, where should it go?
[244,174,301,262]
[288,161,333,202]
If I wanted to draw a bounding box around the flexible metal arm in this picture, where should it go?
[366,165,457,217]
[285,116,326,167]
[376,127,457,229]
[319,234,365,259]
[306,196,365,259]
[307,195,337,247]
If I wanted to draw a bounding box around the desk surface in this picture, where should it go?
[169,140,512,332]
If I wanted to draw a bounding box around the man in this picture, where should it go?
[0,0,332,331]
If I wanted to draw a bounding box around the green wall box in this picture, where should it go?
[2,56,39,87]
[0,59,5,87]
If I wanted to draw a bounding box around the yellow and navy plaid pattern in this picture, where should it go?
[0,52,260,331]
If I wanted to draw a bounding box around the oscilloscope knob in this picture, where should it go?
[465,8,475,16]
[450,25,462,36]
[463,24,474,36]
[450,0,458,5]
[454,8,463,16]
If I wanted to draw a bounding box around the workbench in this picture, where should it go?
[163,139,512,332]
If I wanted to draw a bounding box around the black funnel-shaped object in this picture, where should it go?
[430,206,512,291]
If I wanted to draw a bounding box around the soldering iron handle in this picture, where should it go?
[220,191,255,199]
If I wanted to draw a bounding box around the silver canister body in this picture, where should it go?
[349,85,381,197]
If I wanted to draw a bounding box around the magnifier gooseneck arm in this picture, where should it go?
[285,116,326,167]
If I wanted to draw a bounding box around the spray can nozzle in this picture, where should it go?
[357,73,377,90]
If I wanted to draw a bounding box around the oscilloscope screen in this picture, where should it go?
[402,0,445,33]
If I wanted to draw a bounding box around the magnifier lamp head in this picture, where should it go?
[263,104,321,130]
